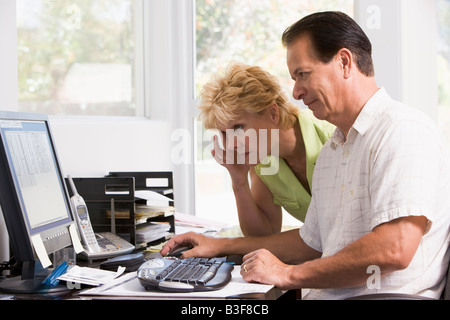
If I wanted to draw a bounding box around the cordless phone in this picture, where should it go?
[68,175,102,253]
[67,175,135,260]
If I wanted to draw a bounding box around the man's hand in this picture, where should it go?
[240,249,294,290]
[160,232,223,259]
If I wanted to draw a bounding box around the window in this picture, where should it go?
[196,0,354,97]
[16,0,138,116]
[437,0,450,143]
[194,0,354,225]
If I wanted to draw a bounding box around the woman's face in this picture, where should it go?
[218,108,279,166]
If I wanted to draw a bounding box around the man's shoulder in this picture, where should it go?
[382,104,439,140]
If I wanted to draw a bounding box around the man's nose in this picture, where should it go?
[292,82,306,101]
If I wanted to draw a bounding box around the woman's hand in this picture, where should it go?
[211,134,250,187]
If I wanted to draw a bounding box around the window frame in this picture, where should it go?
[143,0,197,215]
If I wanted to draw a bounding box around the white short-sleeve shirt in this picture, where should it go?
[300,88,450,300]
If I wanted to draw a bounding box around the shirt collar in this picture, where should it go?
[330,88,391,148]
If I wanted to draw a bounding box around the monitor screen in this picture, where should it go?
[1,120,71,233]
[0,112,74,265]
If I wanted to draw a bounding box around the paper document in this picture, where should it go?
[78,267,274,299]
[174,212,231,235]
[31,234,52,268]
[69,223,84,254]
[135,190,173,206]
[58,265,125,286]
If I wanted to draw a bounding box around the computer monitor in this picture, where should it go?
[0,111,75,294]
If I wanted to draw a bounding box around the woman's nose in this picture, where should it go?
[225,132,237,150]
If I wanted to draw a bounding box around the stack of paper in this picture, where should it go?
[136,222,171,244]
[134,190,175,224]
[134,204,175,224]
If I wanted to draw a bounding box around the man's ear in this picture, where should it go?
[337,48,353,79]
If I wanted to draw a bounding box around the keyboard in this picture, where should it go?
[137,256,233,292]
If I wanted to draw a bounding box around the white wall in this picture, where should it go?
[0,0,18,265]
[400,0,438,120]
[355,0,438,121]
[49,117,173,178]
[0,1,18,112]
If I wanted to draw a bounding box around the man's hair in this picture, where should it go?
[282,11,375,77]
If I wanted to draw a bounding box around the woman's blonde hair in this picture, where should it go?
[198,62,298,130]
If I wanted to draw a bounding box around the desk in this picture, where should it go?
[2,250,291,301]
[0,215,296,301]
[5,274,289,301]
[74,266,285,300]
[5,288,296,320]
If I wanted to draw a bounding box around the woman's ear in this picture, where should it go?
[268,104,280,125]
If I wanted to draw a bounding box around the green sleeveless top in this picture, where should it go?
[254,109,335,222]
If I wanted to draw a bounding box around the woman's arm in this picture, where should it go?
[212,135,283,236]
[233,169,282,236]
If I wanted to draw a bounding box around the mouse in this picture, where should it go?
[168,245,193,258]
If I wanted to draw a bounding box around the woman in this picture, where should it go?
[198,63,335,236]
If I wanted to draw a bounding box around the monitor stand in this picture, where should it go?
[0,260,72,295]
[0,275,71,294]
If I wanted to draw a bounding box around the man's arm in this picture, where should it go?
[160,228,321,265]
[241,215,428,290]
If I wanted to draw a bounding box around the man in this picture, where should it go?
[161,11,450,299]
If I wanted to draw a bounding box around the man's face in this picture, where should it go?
[287,34,344,122]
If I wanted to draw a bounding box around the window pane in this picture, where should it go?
[17,0,137,116]
[196,0,354,97]
[437,0,450,142]
[194,0,354,225]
